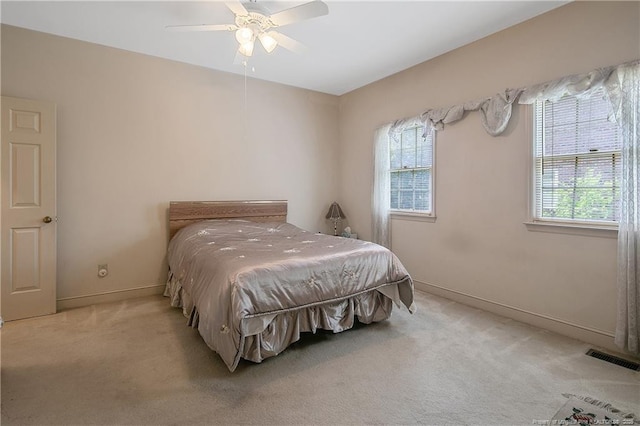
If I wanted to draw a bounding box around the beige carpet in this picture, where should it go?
[1,290,638,425]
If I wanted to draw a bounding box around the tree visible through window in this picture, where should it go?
[533,88,622,223]
[390,126,433,213]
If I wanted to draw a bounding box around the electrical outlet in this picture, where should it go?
[98,264,108,278]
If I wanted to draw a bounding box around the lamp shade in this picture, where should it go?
[238,40,255,57]
[258,32,278,53]
[325,202,346,220]
[235,27,253,44]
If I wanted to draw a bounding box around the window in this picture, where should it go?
[389,125,434,214]
[533,87,622,225]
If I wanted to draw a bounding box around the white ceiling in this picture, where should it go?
[0,1,567,95]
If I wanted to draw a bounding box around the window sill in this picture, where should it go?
[524,221,617,238]
[391,211,436,223]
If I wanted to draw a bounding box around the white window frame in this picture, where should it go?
[525,93,619,238]
[389,125,436,220]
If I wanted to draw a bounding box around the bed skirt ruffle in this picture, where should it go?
[165,271,395,365]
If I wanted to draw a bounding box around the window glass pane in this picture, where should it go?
[548,97,577,126]
[542,157,577,190]
[390,191,398,209]
[541,156,620,220]
[543,93,620,157]
[390,171,399,190]
[399,170,414,189]
[540,168,559,216]
[401,128,417,168]
[390,134,401,170]
[545,124,576,156]
[415,169,429,191]
[577,94,610,123]
[576,120,620,153]
[399,190,414,210]
[415,191,429,211]
[416,131,432,168]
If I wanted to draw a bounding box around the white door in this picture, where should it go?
[1,96,57,321]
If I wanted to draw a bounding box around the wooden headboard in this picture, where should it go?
[169,200,288,239]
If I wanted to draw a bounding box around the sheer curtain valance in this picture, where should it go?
[420,88,522,136]
[388,59,640,137]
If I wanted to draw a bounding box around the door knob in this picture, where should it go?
[43,216,53,224]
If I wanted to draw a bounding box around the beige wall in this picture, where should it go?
[1,25,340,302]
[338,1,639,347]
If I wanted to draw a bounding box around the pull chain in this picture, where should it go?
[242,61,254,140]
[243,60,248,140]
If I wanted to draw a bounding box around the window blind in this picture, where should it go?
[534,88,622,223]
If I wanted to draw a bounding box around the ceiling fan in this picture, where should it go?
[166,0,329,60]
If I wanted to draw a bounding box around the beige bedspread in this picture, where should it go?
[166,220,415,371]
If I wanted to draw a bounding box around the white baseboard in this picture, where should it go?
[414,280,625,355]
[54,280,626,356]
[56,284,165,311]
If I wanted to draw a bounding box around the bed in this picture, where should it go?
[165,200,415,371]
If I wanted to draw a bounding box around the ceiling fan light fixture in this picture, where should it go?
[238,40,255,57]
[167,0,329,62]
[235,27,254,44]
[258,32,278,53]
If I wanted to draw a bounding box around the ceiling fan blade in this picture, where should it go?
[225,1,249,16]
[165,24,236,32]
[269,1,328,27]
[271,32,307,54]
